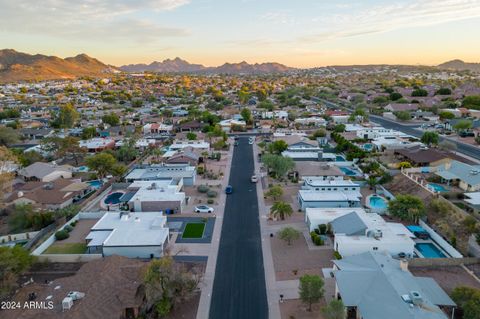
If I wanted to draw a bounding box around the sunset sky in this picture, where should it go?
[1,0,480,67]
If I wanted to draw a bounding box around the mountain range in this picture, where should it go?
[437,59,480,72]
[1,49,480,83]
[0,49,116,83]
[119,57,292,74]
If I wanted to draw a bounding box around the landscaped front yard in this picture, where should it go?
[182,223,206,239]
[43,243,87,254]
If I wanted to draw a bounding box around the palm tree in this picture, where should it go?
[367,176,378,190]
[270,201,293,220]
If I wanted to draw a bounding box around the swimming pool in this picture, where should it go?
[340,167,357,176]
[87,180,102,189]
[427,183,448,192]
[415,243,446,258]
[369,195,388,209]
[363,143,373,151]
[335,155,346,162]
[104,192,124,205]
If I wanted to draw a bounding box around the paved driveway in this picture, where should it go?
[209,137,268,319]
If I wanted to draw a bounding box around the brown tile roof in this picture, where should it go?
[6,256,146,319]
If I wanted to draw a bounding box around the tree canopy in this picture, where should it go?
[388,194,425,223]
[299,274,325,311]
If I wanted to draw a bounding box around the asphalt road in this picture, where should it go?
[317,98,480,161]
[209,137,268,319]
[369,115,480,161]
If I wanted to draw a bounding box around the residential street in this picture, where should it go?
[209,137,268,319]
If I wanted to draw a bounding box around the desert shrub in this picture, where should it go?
[207,199,214,204]
[197,166,204,175]
[314,236,324,246]
[197,185,209,193]
[310,231,317,242]
[318,224,327,235]
[207,190,218,198]
[314,229,320,235]
[64,225,73,233]
[333,251,342,260]
[55,230,70,240]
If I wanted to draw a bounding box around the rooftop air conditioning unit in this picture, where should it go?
[409,291,423,306]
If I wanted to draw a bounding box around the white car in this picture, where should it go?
[248,138,254,145]
[251,175,258,183]
[194,205,214,213]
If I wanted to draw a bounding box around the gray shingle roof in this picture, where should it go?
[333,252,454,319]
[330,212,367,236]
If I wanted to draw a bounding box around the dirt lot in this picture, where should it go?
[60,219,98,243]
[271,234,334,281]
[280,299,326,319]
[410,265,480,294]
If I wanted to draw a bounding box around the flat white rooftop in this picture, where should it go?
[88,212,168,247]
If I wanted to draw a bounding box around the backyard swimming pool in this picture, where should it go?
[340,167,357,176]
[104,192,124,205]
[363,143,373,151]
[87,180,102,189]
[369,195,388,209]
[415,243,447,258]
[427,183,448,192]
[335,155,346,162]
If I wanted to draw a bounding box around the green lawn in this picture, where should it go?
[182,223,206,239]
[43,243,87,254]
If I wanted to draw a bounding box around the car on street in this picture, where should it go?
[248,138,254,145]
[234,141,239,146]
[225,185,233,194]
[195,205,214,213]
[251,175,258,183]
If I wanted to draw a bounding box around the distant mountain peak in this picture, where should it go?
[119,58,293,74]
[437,59,480,72]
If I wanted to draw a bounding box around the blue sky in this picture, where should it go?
[1,0,480,67]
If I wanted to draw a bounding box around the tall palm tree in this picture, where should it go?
[270,201,293,220]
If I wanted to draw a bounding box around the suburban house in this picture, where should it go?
[176,120,205,132]
[3,256,146,319]
[435,160,480,192]
[7,179,92,210]
[79,137,116,153]
[169,139,210,151]
[125,163,197,186]
[385,103,420,113]
[164,149,200,166]
[121,179,186,213]
[306,208,414,257]
[294,117,327,127]
[219,119,247,132]
[293,162,345,181]
[356,127,408,140]
[395,146,463,167]
[18,162,73,182]
[333,252,455,319]
[142,123,173,136]
[465,192,480,211]
[20,127,55,140]
[298,180,362,211]
[86,211,169,258]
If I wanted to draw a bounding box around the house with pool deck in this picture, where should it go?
[305,208,415,258]
[297,179,362,211]
[125,163,196,186]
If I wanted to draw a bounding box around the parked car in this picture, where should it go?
[225,185,233,194]
[194,205,214,213]
[234,141,239,146]
[251,175,258,183]
[459,131,475,137]
[248,138,254,145]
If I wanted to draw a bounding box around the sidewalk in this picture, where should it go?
[253,142,282,319]
[195,141,234,319]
